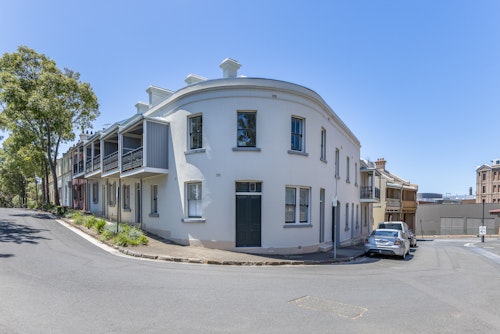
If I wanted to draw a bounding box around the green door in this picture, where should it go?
[235,182,262,247]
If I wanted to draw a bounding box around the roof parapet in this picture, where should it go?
[146,85,174,107]
[185,73,207,85]
[135,101,149,114]
[219,58,241,78]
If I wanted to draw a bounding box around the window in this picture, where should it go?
[285,187,310,224]
[92,182,99,204]
[482,186,486,194]
[108,182,116,206]
[188,115,202,150]
[335,148,340,178]
[345,203,349,230]
[356,204,359,229]
[187,182,202,218]
[151,185,158,215]
[355,162,358,186]
[290,117,304,152]
[346,156,350,182]
[237,111,256,147]
[123,185,130,211]
[483,172,486,181]
[320,128,326,161]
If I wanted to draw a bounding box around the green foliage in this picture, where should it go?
[73,212,85,225]
[54,206,67,216]
[93,218,106,233]
[84,216,98,229]
[0,46,99,206]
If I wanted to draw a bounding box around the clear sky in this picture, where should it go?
[1,0,499,196]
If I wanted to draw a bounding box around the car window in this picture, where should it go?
[379,223,402,230]
[374,230,398,237]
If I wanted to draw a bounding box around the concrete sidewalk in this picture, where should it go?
[116,233,366,266]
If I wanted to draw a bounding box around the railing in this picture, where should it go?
[122,147,143,172]
[93,154,101,172]
[386,198,401,208]
[360,186,380,200]
[73,161,84,175]
[85,159,92,173]
[103,151,119,173]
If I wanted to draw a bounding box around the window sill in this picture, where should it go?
[185,148,206,155]
[320,158,327,164]
[149,213,159,218]
[232,147,261,152]
[123,208,131,212]
[182,218,206,223]
[288,150,309,157]
[283,223,313,228]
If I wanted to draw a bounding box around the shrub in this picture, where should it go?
[54,206,67,216]
[93,219,106,234]
[73,212,85,225]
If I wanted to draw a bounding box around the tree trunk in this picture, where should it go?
[49,158,60,206]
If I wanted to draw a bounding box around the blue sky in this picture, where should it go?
[1,0,499,196]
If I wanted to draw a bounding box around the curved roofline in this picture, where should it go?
[145,77,360,147]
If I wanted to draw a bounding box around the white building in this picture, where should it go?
[75,58,362,254]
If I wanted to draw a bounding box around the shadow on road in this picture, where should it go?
[0,219,50,244]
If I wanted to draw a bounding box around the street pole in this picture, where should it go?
[481,199,485,243]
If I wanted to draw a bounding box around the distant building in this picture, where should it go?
[370,158,418,231]
[476,158,500,204]
[418,192,475,205]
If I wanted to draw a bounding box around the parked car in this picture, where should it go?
[364,229,410,260]
[408,229,417,247]
[377,221,412,245]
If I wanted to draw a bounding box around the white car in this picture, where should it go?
[364,229,410,260]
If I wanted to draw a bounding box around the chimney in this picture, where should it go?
[79,132,89,142]
[375,158,387,170]
[146,85,174,107]
[219,58,241,78]
[185,74,207,85]
[135,101,149,114]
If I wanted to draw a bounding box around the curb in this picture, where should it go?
[114,246,364,266]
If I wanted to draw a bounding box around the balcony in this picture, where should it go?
[103,151,119,174]
[360,186,380,202]
[122,147,143,172]
[386,198,401,212]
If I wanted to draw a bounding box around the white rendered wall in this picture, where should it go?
[142,78,361,253]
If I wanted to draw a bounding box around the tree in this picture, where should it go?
[0,46,99,206]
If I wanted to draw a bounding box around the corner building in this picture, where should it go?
[81,59,362,254]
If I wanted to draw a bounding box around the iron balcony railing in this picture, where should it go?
[122,147,143,172]
[93,154,101,171]
[360,186,380,200]
[103,151,119,173]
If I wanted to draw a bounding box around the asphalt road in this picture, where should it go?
[1,208,500,333]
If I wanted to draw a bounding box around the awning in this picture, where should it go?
[488,209,500,215]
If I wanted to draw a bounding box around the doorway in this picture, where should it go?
[235,182,262,247]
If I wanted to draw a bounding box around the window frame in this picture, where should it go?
[108,182,116,207]
[285,186,311,226]
[320,128,327,162]
[289,116,307,155]
[188,114,203,151]
[346,156,350,183]
[92,182,99,204]
[150,184,158,217]
[186,181,203,219]
[123,184,131,211]
[335,148,340,179]
[236,111,257,148]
